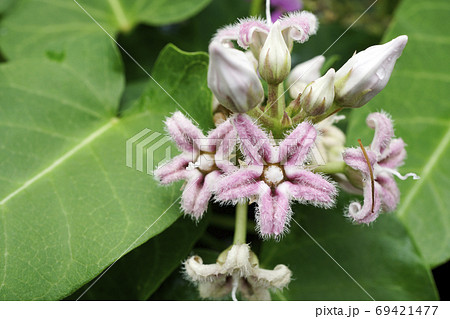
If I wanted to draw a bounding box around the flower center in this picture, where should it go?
[262,164,285,188]
[195,153,217,174]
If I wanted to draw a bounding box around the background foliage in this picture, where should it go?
[0,0,448,300]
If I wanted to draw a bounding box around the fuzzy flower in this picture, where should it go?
[215,114,337,237]
[184,244,291,301]
[213,10,318,56]
[343,112,419,224]
[154,112,237,219]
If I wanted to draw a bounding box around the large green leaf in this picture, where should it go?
[0,0,212,60]
[0,42,211,300]
[346,0,450,267]
[72,216,209,300]
[260,201,438,300]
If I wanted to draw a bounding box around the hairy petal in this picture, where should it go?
[154,154,191,185]
[377,174,400,212]
[343,147,377,176]
[237,18,270,50]
[366,112,394,158]
[256,183,291,237]
[215,166,263,202]
[210,119,238,173]
[279,121,317,166]
[234,114,275,165]
[282,169,336,208]
[165,111,205,153]
[347,181,383,224]
[379,138,406,169]
[213,24,239,46]
[279,11,318,47]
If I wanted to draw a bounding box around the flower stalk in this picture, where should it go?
[233,201,248,245]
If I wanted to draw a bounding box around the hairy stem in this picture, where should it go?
[233,201,248,244]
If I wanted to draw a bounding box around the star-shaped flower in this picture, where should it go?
[343,112,419,224]
[154,112,236,219]
[215,114,337,237]
[184,244,291,301]
[213,10,317,55]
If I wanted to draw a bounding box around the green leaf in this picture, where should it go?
[0,42,211,300]
[260,201,438,301]
[0,0,13,14]
[346,0,450,267]
[72,216,209,300]
[0,0,212,60]
[130,44,213,130]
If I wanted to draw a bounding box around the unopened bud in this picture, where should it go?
[299,68,335,116]
[258,21,291,85]
[287,55,325,99]
[281,111,292,127]
[334,35,408,108]
[208,41,264,113]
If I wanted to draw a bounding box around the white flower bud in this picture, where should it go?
[299,68,335,116]
[287,55,325,99]
[258,21,291,85]
[334,35,408,108]
[208,41,264,113]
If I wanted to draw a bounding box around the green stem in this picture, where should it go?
[233,201,248,244]
[108,0,132,32]
[312,161,346,174]
[277,82,286,114]
[267,84,279,119]
[250,0,264,17]
[210,213,256,234]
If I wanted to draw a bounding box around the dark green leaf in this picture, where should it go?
[0,43,211,300]
[75,216,209,300]
[260,201,438,300]
[0,0,212,60]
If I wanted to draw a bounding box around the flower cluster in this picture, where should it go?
[153,0,418,301]
[185,244,291,300]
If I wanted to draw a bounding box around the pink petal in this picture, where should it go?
[208,118,237,162]
[237,18,270,50]
[165,111,205,153]
[278,122,317,166]
[234,114,275,165]
[377,174,400,212]
[347,181,382,224]
[154,154,191,185]
[279,11,318,44]
[281,169,336,208]
[213,24,240,45]
[181,170,220,219]
[379,138,406,169]
[366,112,394,158]
[214,166,263,202]
[256,183,291,237]
[343,147,377,176]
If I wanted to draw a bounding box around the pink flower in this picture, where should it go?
[215,114,337,237]
[343,112,419,224]
[154,112,237,219]
[213,11,317,54]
